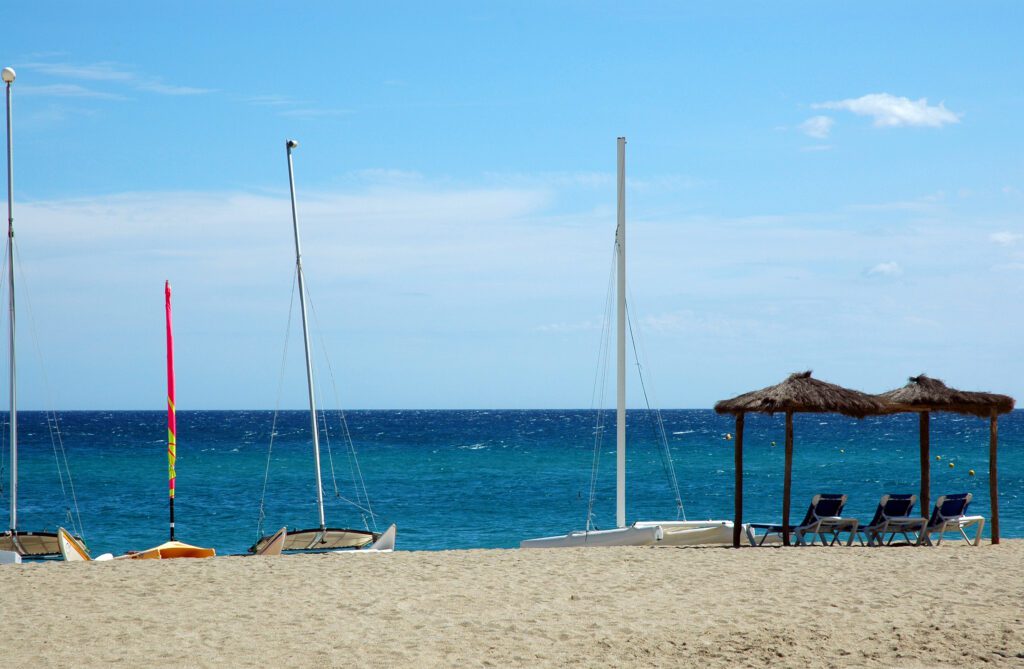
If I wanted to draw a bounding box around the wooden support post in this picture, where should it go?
[920,411,930,519]
[733,412,744,548]
[782,411,793,547]
[990,410,999,545]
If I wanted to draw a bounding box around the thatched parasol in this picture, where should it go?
[878,374,1015,544]
[715,371,887,546]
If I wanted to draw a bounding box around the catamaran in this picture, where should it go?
[0,67,87,559]
[521,137,735,548]
[250,139,395,554]
[60,281,218,562]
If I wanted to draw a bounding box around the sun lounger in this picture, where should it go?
[746,494,859,546]
[855,494,925,546]
[919,493,985,546]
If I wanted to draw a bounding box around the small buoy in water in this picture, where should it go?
[725,433,732,440]
[936,455,942,461]
[949,462,955,468]
[969,469,976,476]
[770,441,776,447]
[840,449,845,454]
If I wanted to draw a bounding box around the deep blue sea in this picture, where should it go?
[1,409,1020,555]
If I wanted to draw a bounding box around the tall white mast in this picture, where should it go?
[4,67,17,534]
[285,139,326,532]
[616,136,626,529]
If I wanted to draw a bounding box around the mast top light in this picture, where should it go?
[2,68,15,84]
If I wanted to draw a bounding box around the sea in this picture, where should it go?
[1,409,1021,555]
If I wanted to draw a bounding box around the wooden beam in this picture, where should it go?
[920,411,930,519]
[783,410,793,547]
[990,410,1000,544]
[733,412,744,548]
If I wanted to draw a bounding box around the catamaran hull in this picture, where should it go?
[634,520,737,546]
[0,530,62,557]
[521,520,739,549]
[520,524,663,549]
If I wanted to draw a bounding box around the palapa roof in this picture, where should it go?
[878,374,1015,417]
[714,371,886,418]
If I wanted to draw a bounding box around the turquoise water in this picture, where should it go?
[1,409,1020,554]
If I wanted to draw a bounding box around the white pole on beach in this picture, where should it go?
[285,139,327,532]
[616,136,626,529]
[3,66,17,533]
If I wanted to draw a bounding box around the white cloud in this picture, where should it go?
[799,115,834,139]
[19,84,126,100]
[278,107,351,119]
[814,93,961,128]
[22,61,134,81]
[867,261,903,276]
[533,320,602,333]
[135,80,213,96]
[21,60,211,97]
[989,231,1023,246]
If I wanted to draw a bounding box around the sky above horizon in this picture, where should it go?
[2,2,1023,410]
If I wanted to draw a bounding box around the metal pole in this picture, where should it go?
[285,139,326,531]
[5,69,16,533]
[615,136,626,529]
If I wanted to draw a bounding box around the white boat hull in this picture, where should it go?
[634,520,736,546]
[522,520,738,549]
[520,524,663,549]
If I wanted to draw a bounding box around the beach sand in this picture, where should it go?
[2,541,1022,667]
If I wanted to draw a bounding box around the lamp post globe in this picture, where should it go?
[1,68,15,84]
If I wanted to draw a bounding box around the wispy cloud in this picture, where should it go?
[990,231,1023,246]
[278,107,351,119]
[135,80,212,96]
[867,261,902,276]
[18,84,126,100]
[533,320,602,333]
[800,115,834,139]
[20,60,212,97]
[246,95,298,107]
[22,61,134,82]
[813,93,961,128]
[245,93,348,118]
[849,192,946,214]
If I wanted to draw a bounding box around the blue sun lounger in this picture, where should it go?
[919,493,985,546]
[855,494,926,546]
[746,494,859,546]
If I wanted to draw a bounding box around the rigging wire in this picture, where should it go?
[0,240,7,496]
[256,269,297,541]
[304,280,377,531]
[625,283,686,521]
[12,239,86,537]
[585,245,617,531]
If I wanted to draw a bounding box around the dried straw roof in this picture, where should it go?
[878,374,1015,417]
[714,371,886,418]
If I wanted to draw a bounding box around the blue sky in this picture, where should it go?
[3,2,1023,409]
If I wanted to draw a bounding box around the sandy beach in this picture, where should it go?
[2,542,1022,667]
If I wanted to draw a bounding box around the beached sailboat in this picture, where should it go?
[118,282,216,560]
[60,282,217,561]
[250,139,394,554]
[0,67,87,559]
[521,138,734,549]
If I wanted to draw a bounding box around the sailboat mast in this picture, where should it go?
[616,136,626,529]
[165,281,176,541]
[285,139,327,532]
[4,68,16,534]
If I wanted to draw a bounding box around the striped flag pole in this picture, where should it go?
[165,280,176,541]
